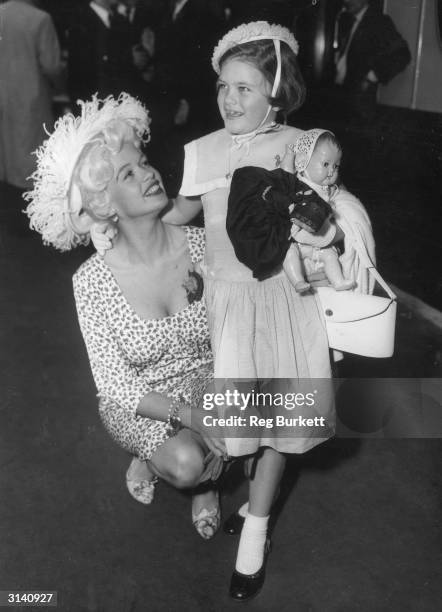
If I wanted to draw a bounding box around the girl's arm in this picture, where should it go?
[89,193,204,254]
[292,219,344,248]
[160,194,203,225]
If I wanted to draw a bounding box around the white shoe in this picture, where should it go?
[192,490,220,539]
[126,458,158,505]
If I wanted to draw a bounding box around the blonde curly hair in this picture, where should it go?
[24,93,150,251]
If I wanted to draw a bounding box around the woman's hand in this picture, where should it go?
[90,222,117,256]
[180,404,227,458]
[136,392,227,458]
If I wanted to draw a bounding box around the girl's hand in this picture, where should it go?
[90,222,117,256]
[291,218,315,237]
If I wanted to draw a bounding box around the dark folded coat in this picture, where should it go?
[227,166,332,281]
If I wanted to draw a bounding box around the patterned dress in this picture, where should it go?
[73,226,213,461]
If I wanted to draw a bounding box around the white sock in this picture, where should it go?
[238,502,248,517]
[235,513,269,575]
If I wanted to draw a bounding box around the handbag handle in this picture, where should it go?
[349,231,397,301]
[366,265,397,300]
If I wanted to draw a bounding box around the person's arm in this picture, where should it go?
[370,15,411,84]
[160,194,203,225]
[134,390,226,457]
[89,193,203,254]
[293,217,339,247]
[37,14,62,80]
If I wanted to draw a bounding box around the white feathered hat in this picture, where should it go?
[24,93,150,251]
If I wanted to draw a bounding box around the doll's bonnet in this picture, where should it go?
[294,128,332,173]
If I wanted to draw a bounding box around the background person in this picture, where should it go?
[0,0,62,189]
[67,0,147,106]
[330,0,411,120]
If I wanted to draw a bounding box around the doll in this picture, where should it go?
[227,129,356,293]
[285,129,356,292]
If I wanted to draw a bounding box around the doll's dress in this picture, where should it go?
[296,178,376,292]
[180,126,335,456]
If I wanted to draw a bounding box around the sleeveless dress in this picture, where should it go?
[73,226,213,462]
[180,125,335,455]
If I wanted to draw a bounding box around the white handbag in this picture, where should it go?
[316,236,397,358]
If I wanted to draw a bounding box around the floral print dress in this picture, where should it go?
[73,226,213,461]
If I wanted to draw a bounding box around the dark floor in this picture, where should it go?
[0,106,441,612]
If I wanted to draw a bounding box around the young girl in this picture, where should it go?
[92,22,355,601]
[226,129,357,293]
[160,22,338,601]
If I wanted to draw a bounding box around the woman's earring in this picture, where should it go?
[109,208,119,223]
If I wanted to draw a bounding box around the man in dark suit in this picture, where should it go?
[334,0,411,95]
[154,0,226,135]
[117,0,159,46]
[67,0,139,105]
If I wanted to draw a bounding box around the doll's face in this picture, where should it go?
[216,59,277,135]
[305,140,342,186]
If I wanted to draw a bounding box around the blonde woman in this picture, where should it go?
[25,94,225,540]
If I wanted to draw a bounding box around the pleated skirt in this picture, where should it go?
[204,272,335,456]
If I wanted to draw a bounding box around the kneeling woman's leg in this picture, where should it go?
[148,428,206,489]
[149,429,221,539]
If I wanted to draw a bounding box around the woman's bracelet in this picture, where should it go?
[166,397,183,437]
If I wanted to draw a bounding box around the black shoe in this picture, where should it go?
[223,511,245,536]
[229,540,271,601]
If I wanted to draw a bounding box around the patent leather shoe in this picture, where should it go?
[229,539,271,601]
[223,511,245,535]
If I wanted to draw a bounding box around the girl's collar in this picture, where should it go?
[230,121,281,149]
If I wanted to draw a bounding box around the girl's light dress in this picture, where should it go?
[180,124,335,456]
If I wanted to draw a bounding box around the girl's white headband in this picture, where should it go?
[211,21,299,74]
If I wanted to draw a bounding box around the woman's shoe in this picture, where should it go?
[229,539,272,601]
[223,511,245,536]
[126,458,158,505]
[192,490,220,540]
